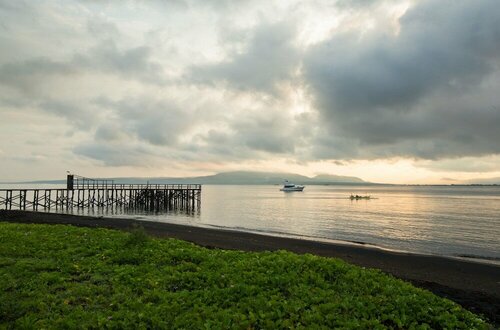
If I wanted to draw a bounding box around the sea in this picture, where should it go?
[1,184,499,264]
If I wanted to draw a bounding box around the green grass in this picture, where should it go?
[0,222,489,329]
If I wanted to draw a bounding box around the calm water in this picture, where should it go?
[2,184,499,263]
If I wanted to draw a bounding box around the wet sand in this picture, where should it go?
[1,210,499,325]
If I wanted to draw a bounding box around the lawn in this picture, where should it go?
[0,222,489,329]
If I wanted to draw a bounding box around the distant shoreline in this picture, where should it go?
[1,209,499,324]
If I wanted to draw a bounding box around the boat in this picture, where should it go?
[280,180,305,192]
[350,194,371,200]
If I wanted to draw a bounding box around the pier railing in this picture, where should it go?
[71,174,114,189]
[68,175,200,190]
[73,183,201,190]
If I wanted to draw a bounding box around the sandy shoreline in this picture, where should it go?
[1,209,499,324]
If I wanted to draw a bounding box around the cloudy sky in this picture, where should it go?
[1,0,499,183]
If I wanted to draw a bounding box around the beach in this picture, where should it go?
[1,209,499,325]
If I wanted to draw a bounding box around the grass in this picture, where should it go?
[0,222,489,329]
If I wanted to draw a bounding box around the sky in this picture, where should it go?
[1,0,500,184]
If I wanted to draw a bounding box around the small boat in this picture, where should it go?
[280,180,304,192]
[350,194,371,200]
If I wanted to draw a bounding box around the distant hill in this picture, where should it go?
[200,171,366,184]
[11,171,369,185]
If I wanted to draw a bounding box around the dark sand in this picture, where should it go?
[1,210,499,325]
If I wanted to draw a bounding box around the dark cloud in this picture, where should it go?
[73,41,166,85]
[94,123,125,142]
[74,143,156,167]
[182,107,311,164]
[77,91,308,167]
[304,0,500,160]
[39,100,97,129]
[0,40,166,95]
[190,20,301,95]
[0,58,76,95]
[0,40,168,131]
[94,97,192,146]
[0,96,96,128]
[230,111,296,153]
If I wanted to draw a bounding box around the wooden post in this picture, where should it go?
[67,175,74,190]
[47,190,51,209]
[33,190,38,210]
[20,190,26,210]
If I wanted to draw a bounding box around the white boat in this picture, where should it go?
[280,180,305,191]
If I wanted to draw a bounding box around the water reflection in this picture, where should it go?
[63,204,200,218]
[195,185,500,261]
[1,183,499,261]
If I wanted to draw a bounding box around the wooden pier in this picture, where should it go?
[0,175,201,212]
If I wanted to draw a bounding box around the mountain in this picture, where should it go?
[202,171,309,184]
[103,171,368,185]
[10,171,368,185]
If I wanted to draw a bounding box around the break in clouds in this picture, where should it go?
[1,0,500,176]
